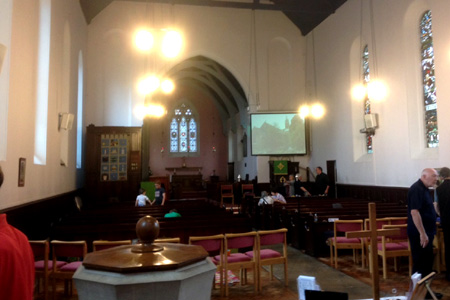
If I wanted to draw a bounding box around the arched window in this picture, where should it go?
[362,45,372,154]
[420,10,438,148]
[170,103,198,154]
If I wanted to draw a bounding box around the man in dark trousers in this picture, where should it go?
[407,168,441,299]
[436,167,450,281]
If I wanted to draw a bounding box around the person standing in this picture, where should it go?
[154,181,166,206]
[407,168,439,278]
[436,167,450,281]
[314,166,329,196]
[0,166,35,300]
[135,188,152,207]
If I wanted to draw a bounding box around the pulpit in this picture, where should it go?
[74,216,216,300]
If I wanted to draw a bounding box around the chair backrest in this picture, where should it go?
[93,240,131,251]
[221,184,233,195]
[387,217,407,225]
[242,184,254,194]
[382,224,408,242]
[154,237,181,243]
[258,228,287,246]
[364,217,390,230]
[29,240,49,260]
[334,220,363,236]
[51,240,87,260]
[189,234,224,253]
[225,231,257,250]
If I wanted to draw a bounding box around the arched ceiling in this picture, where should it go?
[164,55,248,133]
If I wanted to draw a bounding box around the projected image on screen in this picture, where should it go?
[251,113,307,155]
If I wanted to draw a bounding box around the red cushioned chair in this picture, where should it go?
[50,240,87,299]
[245,228,288,291]
[189,234,224,296]
[377,224,411,279]
[329,220,364,269]
[29,240,67,300]
[220,231,258,296]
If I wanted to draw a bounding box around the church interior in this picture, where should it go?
[1,0,450,299]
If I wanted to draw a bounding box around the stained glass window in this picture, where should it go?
[362,45,373,154]
[169,103,198,153]
[420,10,438,148]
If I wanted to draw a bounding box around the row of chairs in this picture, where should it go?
[329,217,410,279]
[29,237,181,300]
[189,228,288,297]
[220,183,255,207]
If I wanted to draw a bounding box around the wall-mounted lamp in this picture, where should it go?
[212,146,216,152]
[359,113,379,136]
[58,113,74,131]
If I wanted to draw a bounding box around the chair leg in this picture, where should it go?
[382,255,387,279]
[334,245,338,268]
[329,242,333,265]
[284,263,288,287]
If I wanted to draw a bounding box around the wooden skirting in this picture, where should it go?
[336,183,409,204]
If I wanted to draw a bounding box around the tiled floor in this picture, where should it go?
[38,246,449,299]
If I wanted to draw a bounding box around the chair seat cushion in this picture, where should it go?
[35,260,67,270]
[331,237,361,244]
[215,253,251,263]
[377,242,409,251]
[60,261,83,272]
[210,256,220,265]
[245,249,281,259]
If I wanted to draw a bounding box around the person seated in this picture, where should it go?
[164,209,181,218]
[258,191,275,206]
[271,191,287,204]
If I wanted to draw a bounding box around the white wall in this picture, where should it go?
[0,0,87,210]
[85,2,309,184]
[309,0,450,187]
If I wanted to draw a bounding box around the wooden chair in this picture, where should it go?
[246,228,288,291]
[189,234,225,296]
[329,219,364,269]
[92,240,132,251]
[363,217,391,270]
[220,184,234,207]
[50,240,87,299]
[241,184,254,195]
[154,237,181,243]
[30,240,65,300]
[377,224,411,279]
[222,231,259,296]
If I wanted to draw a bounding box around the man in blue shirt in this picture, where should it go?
[407,168,440,298]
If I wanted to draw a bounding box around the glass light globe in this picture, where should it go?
[311,103,325,119]
[161,30,182,58]
[137,76,160,95]
[368,80,387,101]
[147,104,166,117]
[161,79,175,94]
[299,105,310,119]
[352,84,367,101]
[135,30,154,51]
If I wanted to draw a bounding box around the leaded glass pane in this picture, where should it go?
[189,118,197,152]
[169,103,198,154]
[420,10,438,148]
[362,45,373,154]
[170,118,178,152]
[179,117,188,152]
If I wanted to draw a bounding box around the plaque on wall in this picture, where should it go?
[100,134,128,181]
